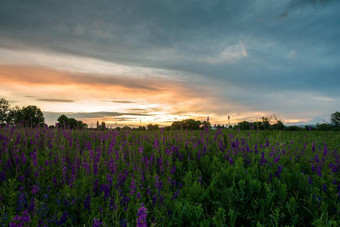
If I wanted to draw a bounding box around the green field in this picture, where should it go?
[0,127,339,226]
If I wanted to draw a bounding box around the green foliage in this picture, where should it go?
[238,121,251,130]
[316,123,334,131]
[147,123,159,130]
[0,98,10,125]
[57,114,87,129]
[171,119,201,130]
[0,128,339,226]
[16,105,45,127]
[330,111,340,127]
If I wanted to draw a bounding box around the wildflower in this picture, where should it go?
[322,184,327,192]
[275,166,283,177]
[259,152,267,166]
[137,203,147,227]
[32,185,39,195]
[155,175,163,192]
[308,176,313,184]
[229,157,234,165]
[57,211,68,225]
[9,210,31,227]
[316,166,322,177]
[62,166,67,177]
[130,180,136,195]
[93,218,102,227]
[31,149,37,167]
[171,189,180,200]
[84,194,91,210]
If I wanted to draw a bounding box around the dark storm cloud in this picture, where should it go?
[1,0,339,124]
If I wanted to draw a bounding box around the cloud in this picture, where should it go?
[111,100,137,104]
[44,111,149,119]
[278,0,334,19]
[1,0,340,126]
[204,42,248,64]
[36,98,74,103]
[0,64,165,91]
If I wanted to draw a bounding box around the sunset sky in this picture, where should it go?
[1,0,339,127]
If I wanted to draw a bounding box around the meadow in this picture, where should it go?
[0,127,339,226]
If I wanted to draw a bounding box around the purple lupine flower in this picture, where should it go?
[275,166,283,177]
[93,218,102,227]
[57,211,68,225]
[229,157,234,165]
[130,180,136,195]
[84,194,91,210]
[322,184,327,192]
[62,166,67,177]
[0,171,6,182]
[273,155,280,163]
[260,152,267,166]
[137,203,147,227]
[30,148,37,167]
[323,145,328,157]
[152,194,158,205]
[138,147,143,154]
[32,185,39,195]
[265,138,269,147]
[308,176,313,184]
[170,166,176,175]
[155,175,162,192]
[10,210,31,227]
[316,166,322,177]
[100,183,110,199]
[93,162,98,176]
[171,189,180,200]
[106,174,113,184]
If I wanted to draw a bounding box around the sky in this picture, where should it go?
[0,0,339,127]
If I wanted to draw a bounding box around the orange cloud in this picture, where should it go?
[0,64,219,125]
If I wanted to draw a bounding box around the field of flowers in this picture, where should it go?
[0,127,339,226]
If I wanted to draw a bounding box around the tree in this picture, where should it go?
[57,114,87,129]
[0,98,10,125]
[182,119,201,130]
[100,121,106,130]
[9,105,45,127]
[261,117,270,130]
[331,111,340,127]
[171,119,201,130]
[57,114,69,128]
[19,105,45,127]
[272,120,285,130]
[147,124,159,130]
[201,121,211,129]
[238,121,251,130]
[171,121,183,130]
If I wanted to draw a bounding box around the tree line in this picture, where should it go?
[1,98,339,131]
[0,98,87,129]
[0,98,45,127]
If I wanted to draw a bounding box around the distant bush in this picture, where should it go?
[285,126,303,131]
